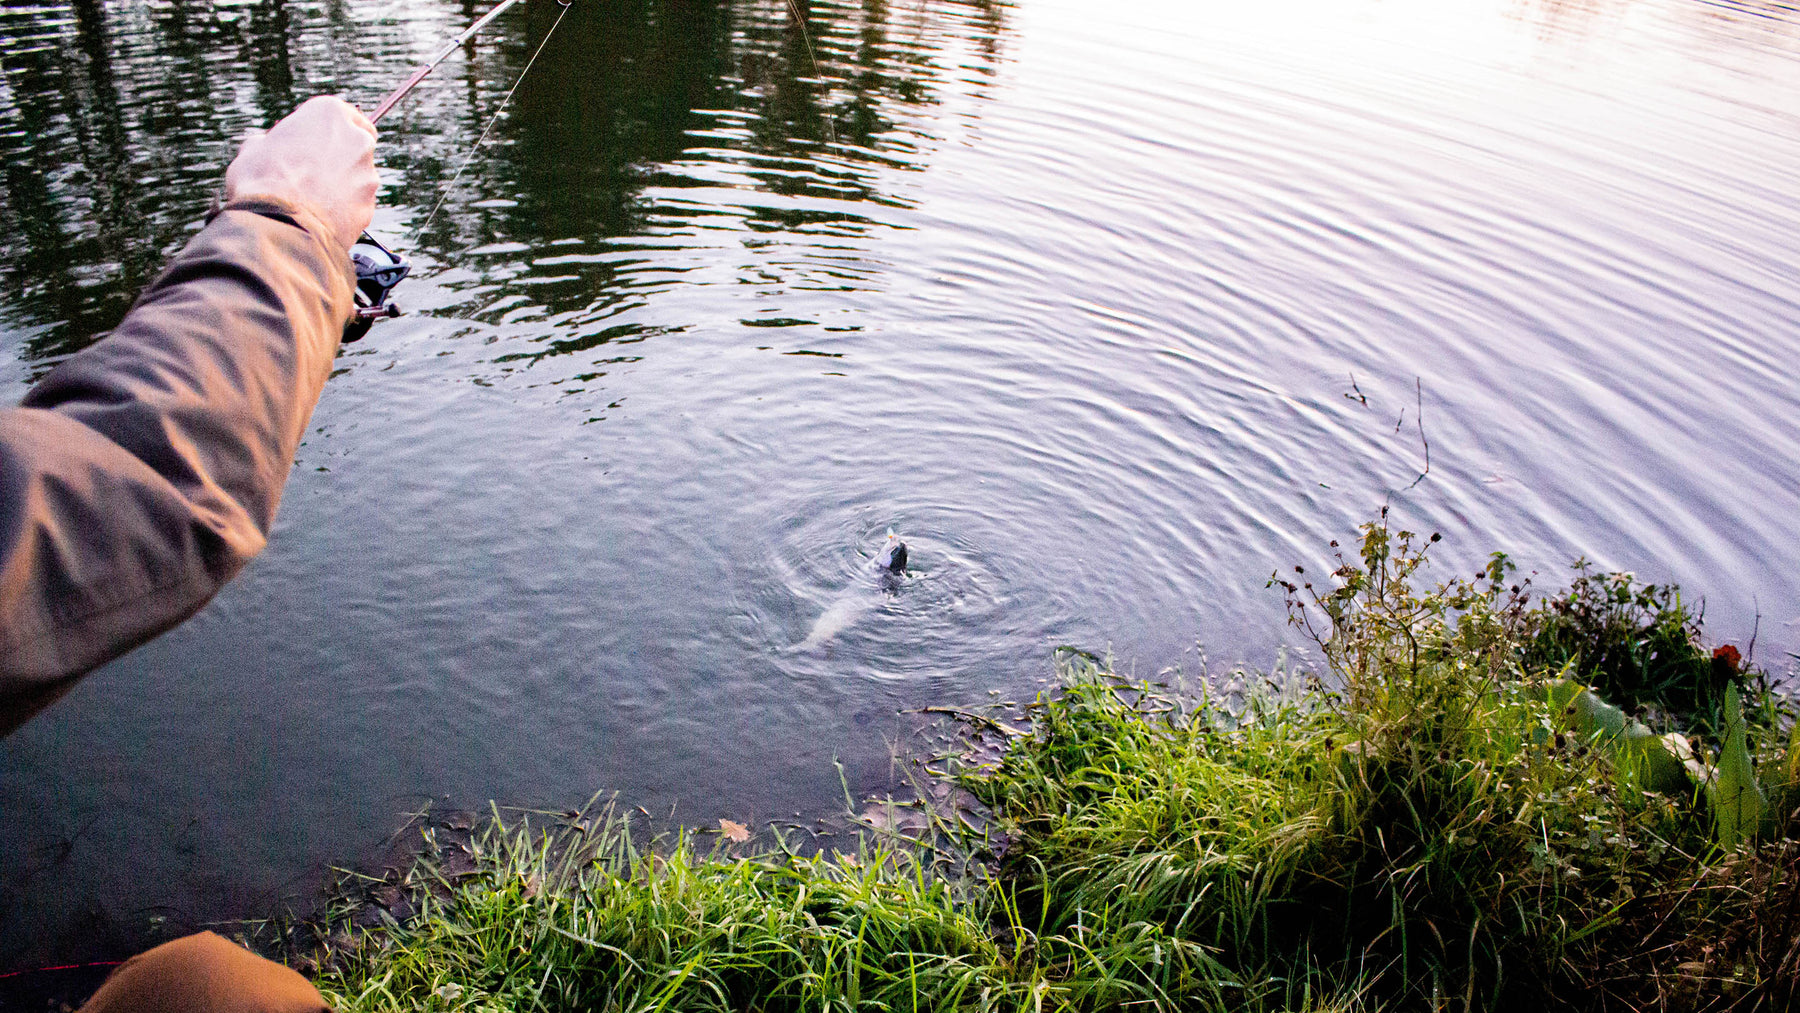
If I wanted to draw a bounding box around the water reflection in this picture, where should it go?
[0,0,344,363]
[0,0,1007,374]
[0,1,149,358]
[406,0,1009,376]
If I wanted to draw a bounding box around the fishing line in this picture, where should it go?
[345,0,573,338]
[783,0,838,148]
[346,0,839,337]
[0,960,123,980]
[413,0,575,241]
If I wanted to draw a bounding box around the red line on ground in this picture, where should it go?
[0,960,123,979]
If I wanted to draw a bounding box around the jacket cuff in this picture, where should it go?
[211,195,357,305]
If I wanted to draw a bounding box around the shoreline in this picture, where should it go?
[10,521,1797,1012]
[302,522,1799,1011]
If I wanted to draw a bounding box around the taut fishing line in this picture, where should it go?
[347,0,838,340]
[783,0,838,147]
[413,0,576,239]
[345,0,573,341]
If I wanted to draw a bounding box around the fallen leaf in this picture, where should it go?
[719,818,751,843]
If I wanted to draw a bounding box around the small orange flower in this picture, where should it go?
[1712,644,1742,672]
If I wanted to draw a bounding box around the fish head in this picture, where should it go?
[875,533,908,574]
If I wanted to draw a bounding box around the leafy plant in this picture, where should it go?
[1711,684,1765,849]
[1522,561,1737,731]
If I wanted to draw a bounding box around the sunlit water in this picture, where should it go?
[3,0,1798,965]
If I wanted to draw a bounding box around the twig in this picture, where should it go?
[1748,601,1760,667]
[905,707,1028,737]
[1404,377,1431,491]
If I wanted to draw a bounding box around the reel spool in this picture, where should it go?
[345,231,411,342]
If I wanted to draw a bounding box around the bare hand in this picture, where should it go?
[225,96,378,251]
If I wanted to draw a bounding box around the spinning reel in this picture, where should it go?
[345,231,411,343]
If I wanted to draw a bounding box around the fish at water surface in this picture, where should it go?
[793,532,908,653]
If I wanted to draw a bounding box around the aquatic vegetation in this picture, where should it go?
[310,518,1797,1012]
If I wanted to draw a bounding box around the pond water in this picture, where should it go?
[3,0,1798,967]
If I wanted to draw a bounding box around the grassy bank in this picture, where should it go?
[309,517,1799,1012]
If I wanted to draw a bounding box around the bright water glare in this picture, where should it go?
[2,0,1798,964]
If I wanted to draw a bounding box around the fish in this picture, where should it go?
[874,531,908,574]
[793,531,909,653]
[793,596,867,653]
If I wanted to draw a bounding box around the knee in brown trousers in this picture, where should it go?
[78,932,329,1013]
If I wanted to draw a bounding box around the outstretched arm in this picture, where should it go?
[0,97,377,734]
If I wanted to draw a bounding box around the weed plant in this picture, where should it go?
[1524,560,1737,735]
[313,515,1796,1012]
[316,812,1027,1012]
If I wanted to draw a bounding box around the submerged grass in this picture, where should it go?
[312,516,1798,1012]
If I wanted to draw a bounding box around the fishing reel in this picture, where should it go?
[345,230,411,342]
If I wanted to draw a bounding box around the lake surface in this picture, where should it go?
[3,0,1798,966]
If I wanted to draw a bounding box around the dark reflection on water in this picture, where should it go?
[3,0,1800,973]
[0,0,1000,368]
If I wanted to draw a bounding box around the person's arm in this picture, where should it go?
[0,97,376,735]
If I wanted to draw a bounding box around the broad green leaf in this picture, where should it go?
[1787,717,1800,788]
[1548,679,1691,794]
[1710,683,1764,848]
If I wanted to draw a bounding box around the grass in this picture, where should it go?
[307,514,1798,1012]
[315,816,1015,1012]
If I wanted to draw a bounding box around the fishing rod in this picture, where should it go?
[347,0,570,341]
[368,0,534,125]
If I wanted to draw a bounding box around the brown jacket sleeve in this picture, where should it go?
[0,198,352,734]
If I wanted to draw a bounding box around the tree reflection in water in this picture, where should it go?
[0,0,1010,374]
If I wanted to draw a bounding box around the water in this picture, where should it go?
[3,0,1798,967]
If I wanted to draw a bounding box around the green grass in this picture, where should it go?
[317,815,1019,1012]
[310,516,1799,1012]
